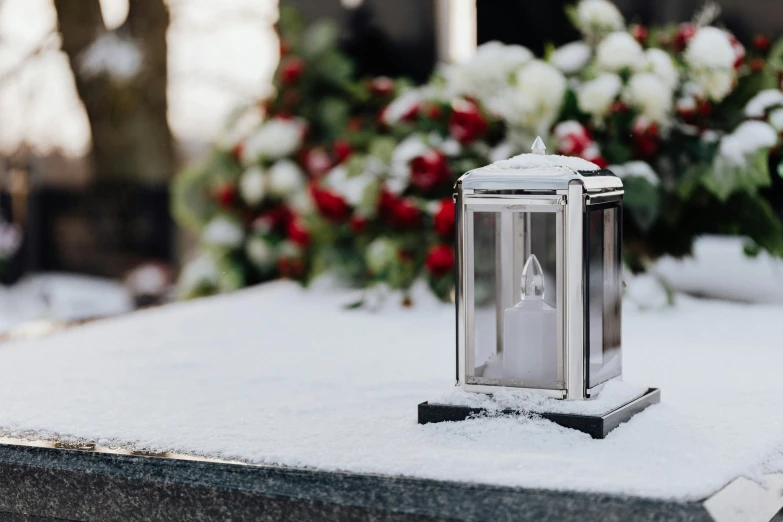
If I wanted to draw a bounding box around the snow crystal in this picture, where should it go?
[718,120,778,165]
[79,33,143,81]
[550,41,591,74]
[744,89,783,118]
[434,380,647,416]
[0,280,782,501]
[492,152,600,171]
[610,161,659,185]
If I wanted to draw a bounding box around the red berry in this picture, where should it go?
[349,215,367,234]
[280,57,304,85]
[215,183,237,208]
[369,77,394,97]
[425,244,455,278]
[754,34,771,53]
[629,24,648,44]
[750,58,766,73]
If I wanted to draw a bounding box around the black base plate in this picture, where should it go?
[418,388,660,439]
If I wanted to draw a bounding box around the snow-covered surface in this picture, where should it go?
[656,235,783,304]
[0,273,132,334]
[0,280,782,501]
[718,120,778,165]
[492,152,600,171]
[610,161,659,185]
[435,380,647,416]
[744,89,783,118]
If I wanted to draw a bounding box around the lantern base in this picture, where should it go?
[417,388,660,439]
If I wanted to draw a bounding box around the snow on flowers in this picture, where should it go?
[173,0,783,302]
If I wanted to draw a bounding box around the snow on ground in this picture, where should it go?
[656,235,783,304]
[0,273,132,334]
[0,280,781,501]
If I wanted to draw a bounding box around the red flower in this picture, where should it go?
[280,57,304,85]
[629,24,648,44]
[553,121,592,156]
[311,185,350,222]
[287,218,310,246]
[215,183,237,208]
[632,118,660,158]
[369,76,394,97]
[433,198,455,237]
[449,99,488,144]
[674,24,697,51]
[425,245,455,278]
[754,34,771,53]
[349,215,367,234]
[410,150,450,192]
[333,139,352,164]
[253,205,293,233]
[378,190,421,229]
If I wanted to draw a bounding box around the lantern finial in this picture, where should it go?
[531,136,546,155]
[520,254,545,300]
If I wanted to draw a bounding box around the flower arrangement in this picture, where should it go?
[173,1,783,303]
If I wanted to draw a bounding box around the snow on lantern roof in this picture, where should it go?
[457,137,622,192]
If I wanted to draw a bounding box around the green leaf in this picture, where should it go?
[622,177,661,231]
[300,20,338,59]
[346,155,367,178]
[778,160,783,179]
[702,149,771,201]
[317,97,351,138]
[677,164,710,199]
[368,137,396,164]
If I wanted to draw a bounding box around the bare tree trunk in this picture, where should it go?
[53,0,175,185]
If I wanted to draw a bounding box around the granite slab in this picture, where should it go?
[0,443,713,522]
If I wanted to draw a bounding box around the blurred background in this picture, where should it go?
[1,0,782,335]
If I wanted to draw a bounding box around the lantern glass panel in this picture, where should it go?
[468,208,563,390]
[586,204,622,388]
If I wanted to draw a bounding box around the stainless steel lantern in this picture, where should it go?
[454,137,624,400]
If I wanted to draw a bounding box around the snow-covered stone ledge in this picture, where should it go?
[0,281,781,520]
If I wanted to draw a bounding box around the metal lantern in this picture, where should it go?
[454,137,624,401]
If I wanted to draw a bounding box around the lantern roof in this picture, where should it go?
[457,137,623,192]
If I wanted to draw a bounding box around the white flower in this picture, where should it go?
[691,69,735,102]
[575,0,625,35]
[596,32,644,72]
[577,73,622,120]
[441,41,533,101]
[246,237,276,269]
[550,41,591,74]
[323,165,376,207]
[744,89,783,118]
[685,27,735,70]
[381,90,422,125]
[684,27,737,102]
[288,188,314,214]
[202,216,244,249]
[718,121,778,165]
[388,135,430,194]
[241,118,304,163]
[624,73,673,124]
[238,166,267,206]
[644,48,679,90]
[365,238,397,274]
[499,60,567,134]
[267,159,305,197]
[610,161,659,185]
[768,109,783,131]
